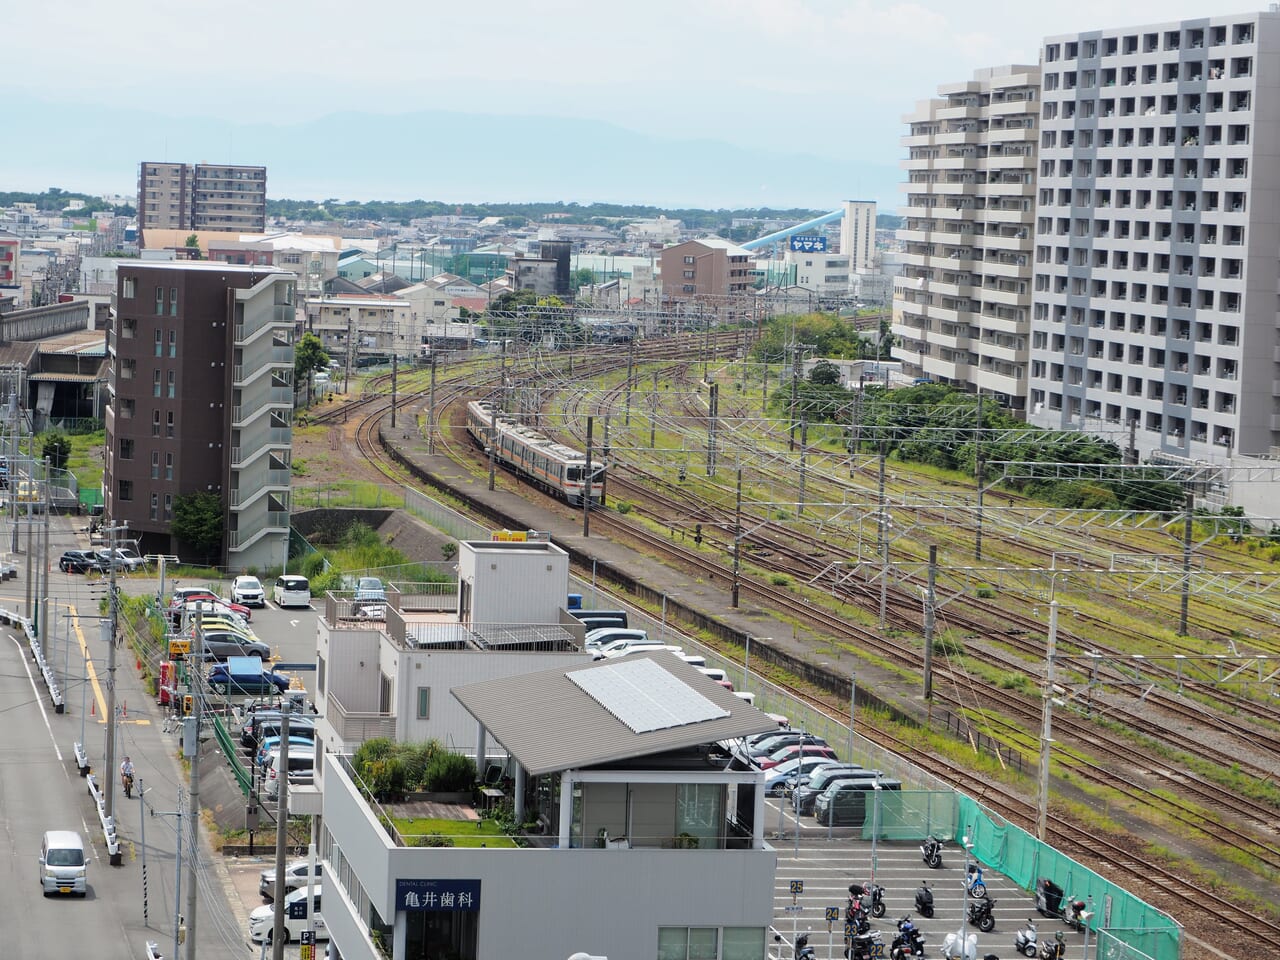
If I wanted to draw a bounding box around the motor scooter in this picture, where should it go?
[889,917,925,959]
[792,931,816,960]
[1013,918,1039,958]
[965,863,987,898]
[850,881,886,918]
[914,880,934,918]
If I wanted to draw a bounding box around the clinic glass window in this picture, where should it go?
[169,287,178,316]
[658,928,718,960]
[722,928,767,960]
[416,687,430,719]
[676,783,723,848]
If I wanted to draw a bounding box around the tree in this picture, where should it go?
[184,234,201,259]
[572,267,596,289]
[808,360,841,386]
[295,331,330,381]
[171,491,224,564]
[41,434,71,471]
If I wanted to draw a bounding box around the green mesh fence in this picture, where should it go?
[955,796,1179,960]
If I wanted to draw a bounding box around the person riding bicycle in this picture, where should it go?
[121,756,135,796]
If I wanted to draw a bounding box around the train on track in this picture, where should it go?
[465,399,605,506]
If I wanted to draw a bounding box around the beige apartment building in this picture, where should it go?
[892,65,1041,413]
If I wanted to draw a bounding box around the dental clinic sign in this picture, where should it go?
[789,235,827,253]
[396,878,481,911]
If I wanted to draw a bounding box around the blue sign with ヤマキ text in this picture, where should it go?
[396,878,481,911]
[790,235,827,253]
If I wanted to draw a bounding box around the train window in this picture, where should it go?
[567,466,581,482]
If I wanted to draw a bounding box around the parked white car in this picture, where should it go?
[272,575,311,608]
[231,575,266,607]
[248,885,327,943]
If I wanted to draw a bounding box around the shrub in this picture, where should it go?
[425,752,478,792]
[410,833,455,848]
[975,585,996,599]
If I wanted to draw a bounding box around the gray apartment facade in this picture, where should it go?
[1026,12,1278,462]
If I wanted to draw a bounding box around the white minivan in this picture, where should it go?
[272,575,311,608]
[39,830,88,896]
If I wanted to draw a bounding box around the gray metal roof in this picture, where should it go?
[451,651,780,776]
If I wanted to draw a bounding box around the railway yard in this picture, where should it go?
[297,332,1280,960]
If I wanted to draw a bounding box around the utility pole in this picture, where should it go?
[271,706,293,959]
[731,467,742,608]
[39,456,49,646]
[104,521,121,820]
[706,383,718,478]
[487,402,497,492]
[974,396,985,561]
[624,339,635,427]
[1179,491,1194,636]
[427,352,438,455]
[582,416,594,538]
[390,353,398,429]
[797,417,807,515]
[649,371,658,452]
[1037,601,1059,841]
[185,616,204,960]
[923,545,937,700]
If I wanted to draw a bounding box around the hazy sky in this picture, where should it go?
[5,1,1251,206]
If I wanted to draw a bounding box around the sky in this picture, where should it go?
[3,1,1251,209]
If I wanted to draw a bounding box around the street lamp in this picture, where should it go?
[959,834,975,958]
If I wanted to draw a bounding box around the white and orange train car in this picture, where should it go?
[465,400,604,506]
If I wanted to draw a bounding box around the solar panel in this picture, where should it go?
[569,657,729,733]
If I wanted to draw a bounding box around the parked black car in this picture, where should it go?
[59,549,98,574]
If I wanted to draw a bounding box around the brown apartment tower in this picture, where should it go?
[137,162,267,246]
[107,261,296,572]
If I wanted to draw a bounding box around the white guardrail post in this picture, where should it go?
[86,773,123,865]
[6,608,65,713]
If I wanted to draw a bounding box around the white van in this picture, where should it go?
[697,667,734,691]
[39,830,87,896]
[272,575,311,608]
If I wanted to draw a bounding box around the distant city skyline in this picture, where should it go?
[6,1,1244,208]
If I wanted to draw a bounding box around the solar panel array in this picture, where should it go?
[568,657,729,733]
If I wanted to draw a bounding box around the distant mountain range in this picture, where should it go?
[9,100,899,211]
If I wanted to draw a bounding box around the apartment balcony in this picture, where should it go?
[328,692,397,744]
[935,104,981,121]
[928,355,973,380]
[972,231,1030,252]
[978,339,1025,363]
[932,328,973,350]
[234,303,294,346]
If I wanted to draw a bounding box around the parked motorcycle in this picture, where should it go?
[1064,897,1092,933]
[915,880,935,918]
[1039,930,1066,960]
[921,835,943,868]
[845,896,871,937]
[850,882,887,919]
[965,863,988,898]
[1014,918,1039,958]
[889,917,926,960]
[845,930,884,960]
[967,897,997,933]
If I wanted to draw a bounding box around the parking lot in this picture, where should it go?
[764,793,1089,960]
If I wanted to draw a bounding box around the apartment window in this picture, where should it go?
[167,412,175,438]
[151,450,160,480]
[154,286,164,314]
[164,494,173,521]
[417,687,431,719]
[1232,57,1253,78]
[153,369,162,397]
[118,480,133,502]
[149,493,159,521]
[152,410,161,437]
[154,329,163,357]
[167,370,176,398]
[165,452,174,481]
[683,256,696,265]
[122,278,136,299]
[169,287,178,317]
[118,438,134,460]
[168,330,177,357]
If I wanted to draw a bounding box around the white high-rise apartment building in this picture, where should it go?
[892,65,1041,411]
[840,201,877,274]
[1027,12,1279,462]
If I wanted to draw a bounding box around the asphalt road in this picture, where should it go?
[0,513,321,960]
